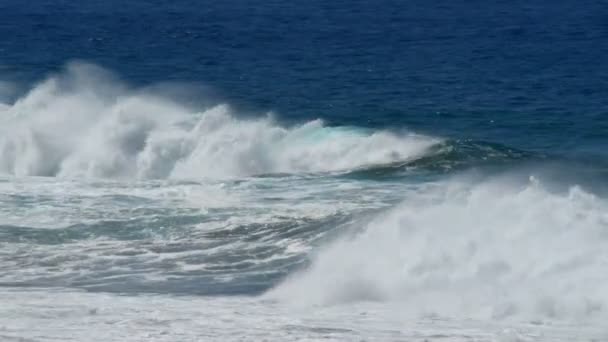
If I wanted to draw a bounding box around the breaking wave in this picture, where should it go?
[269,175,608,322]
[0,63,438,179]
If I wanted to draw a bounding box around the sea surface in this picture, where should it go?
[1,1,608,341]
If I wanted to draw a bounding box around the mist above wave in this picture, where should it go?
[0,63,437,180]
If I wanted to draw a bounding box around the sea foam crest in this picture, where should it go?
[269,176,608,322]
[0,63,438,179]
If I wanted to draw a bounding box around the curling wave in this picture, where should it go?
[0,63,438,179]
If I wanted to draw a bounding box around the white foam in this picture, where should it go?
[269,175,608,323]
[1,288,604,341]
[0,63,438,180]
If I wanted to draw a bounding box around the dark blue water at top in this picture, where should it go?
[1,0,606,157]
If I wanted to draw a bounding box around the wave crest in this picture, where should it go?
[0,63,438,179]
[269,175,608,322]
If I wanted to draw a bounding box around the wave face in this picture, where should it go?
[269,175,608,322]
[0,63,437,179]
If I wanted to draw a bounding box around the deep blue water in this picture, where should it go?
[1,0,606,156]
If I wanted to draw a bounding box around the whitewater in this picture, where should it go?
[1,65,607,341]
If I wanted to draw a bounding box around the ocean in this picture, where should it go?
[1,1,607,341]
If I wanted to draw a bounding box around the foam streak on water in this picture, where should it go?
[2,288,606,342]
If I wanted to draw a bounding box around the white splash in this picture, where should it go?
[269,175,608,322]
[0,63,438,179]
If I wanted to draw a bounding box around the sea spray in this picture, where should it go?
[269,175,608,322]
[0,64,438,179]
